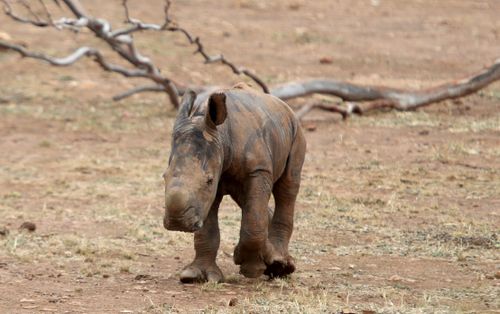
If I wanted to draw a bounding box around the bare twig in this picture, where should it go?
[0,41,148,76]
[112,84,166,101]
[38,0,54,22]
[117,0,270,93]
[122,0,132,22]
[20,0,42,22]
[2,0,51,26]
[294,103,318,120]
[295,102,361,120]
[52,17,88,31]
[62,0,180,107]
[112,0,170,37]
[167,28,270,93]
[3,0,88,31]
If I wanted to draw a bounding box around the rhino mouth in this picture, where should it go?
[163,208,203,233]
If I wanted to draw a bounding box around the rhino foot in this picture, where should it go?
[235,241,295,279]
[264,255,295,279]
[239,259,267,278]
[234,242,268,278]
[180,262,224,283]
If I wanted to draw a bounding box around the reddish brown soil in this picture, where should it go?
[0,0,499,313]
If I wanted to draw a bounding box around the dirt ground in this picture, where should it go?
[1,0,499,313]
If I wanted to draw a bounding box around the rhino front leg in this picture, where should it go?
[180,195,224,283]
[233,174,280,278]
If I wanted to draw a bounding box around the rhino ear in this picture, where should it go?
[206,92,227,126]
[178,89,196,118]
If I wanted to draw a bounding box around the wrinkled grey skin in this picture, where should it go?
[163,83,306,283]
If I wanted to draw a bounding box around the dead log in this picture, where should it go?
[273,58,500,118]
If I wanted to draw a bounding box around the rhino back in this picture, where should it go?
[220,89,298,182]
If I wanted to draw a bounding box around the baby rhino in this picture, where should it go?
[162,83,306,283]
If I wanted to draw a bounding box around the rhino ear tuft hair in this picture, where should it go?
[179,89,197,118]
[207,92,227,126]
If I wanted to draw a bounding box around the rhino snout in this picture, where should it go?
[163,213,203,232]
[164,188,203,232]
[165,188,189,213]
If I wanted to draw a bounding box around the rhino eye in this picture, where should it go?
[206,177,214,186]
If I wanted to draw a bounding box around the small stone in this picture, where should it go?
[228,297,238,307]
[389,275,403,282]
[48,297,59,303]
[0,226,9,236]
[0,31,11,41]
[319,57,333,64]
[495,271,500,279]
[134,274,153,281]
[418,130,430,136]
[19,222,36,232]
[288,3,301,11]
[304,123,317,132]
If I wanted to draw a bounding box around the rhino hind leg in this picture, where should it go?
[180,195,224,283]
[267,129,306,278]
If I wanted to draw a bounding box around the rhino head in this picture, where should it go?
[162,90,227,232]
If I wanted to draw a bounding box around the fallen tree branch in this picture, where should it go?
[273,58,500,119]
[1,0,267,105]
[1,0,179,107]
[271,79,390,102]
[359,58,500,111]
